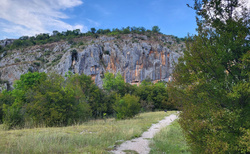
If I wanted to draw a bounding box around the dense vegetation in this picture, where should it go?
[0,26,185,53]
[0,71,174,129]
[169,0,250,153]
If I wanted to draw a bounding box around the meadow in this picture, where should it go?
[150,120,190,154]
[0,111,178,153]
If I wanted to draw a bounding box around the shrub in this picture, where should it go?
[113,94,140,119]
[0,90,15,124]
[2,103,24,129]
[33,62,40,67]
[14,58,21,63]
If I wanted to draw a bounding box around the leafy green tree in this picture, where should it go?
[103,72,127,96]
[96,29,104,34]
[73,29,81,35]
[103,72,115,92]
[2,72,47,128]
[169,0,250,153]
[0,90,15,123]
[139,27,146,33]
[24,73,70,126]
[135,81,171,111]
[113,94,140,119]
[66,73,106,118]
[122,27,130,34]
[90,28,96,34]
[3,72,93,128]
[14,72,47,90]
[152,26,160,33]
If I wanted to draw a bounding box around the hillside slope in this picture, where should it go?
[0,33,184,90]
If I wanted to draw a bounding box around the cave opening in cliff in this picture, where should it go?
[71,50,78,63]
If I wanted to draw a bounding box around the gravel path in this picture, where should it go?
[111,114,178,154]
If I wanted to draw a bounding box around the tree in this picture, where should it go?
[2,72,94,128]
[73,29,81,35]
[52,30,59,36]
[122,27,130,34]
[90,28,96,34]
[103,72,127,96]
[169,0,250,153]
[66,73,102,118]
[96,29,104,34]
[135,81,171,111]
[0,90,14,123]
[152,26,160,33]
[113,94,140,119]
[139,27,146,33]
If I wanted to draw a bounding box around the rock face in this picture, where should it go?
[0,39,15,47]
[0,34,184,90]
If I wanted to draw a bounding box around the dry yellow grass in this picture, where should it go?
[0,111,176,153]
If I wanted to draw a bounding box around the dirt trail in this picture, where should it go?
[111,114,178,154]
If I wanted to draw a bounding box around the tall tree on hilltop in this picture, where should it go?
[169,0,250,153]
[152,26,160,33]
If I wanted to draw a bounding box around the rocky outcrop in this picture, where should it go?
[0,34,184,90]
[0,39,15,47]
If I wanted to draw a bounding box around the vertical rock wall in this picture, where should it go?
[0,34,184,89]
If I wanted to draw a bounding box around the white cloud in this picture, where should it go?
[0,0,86,39]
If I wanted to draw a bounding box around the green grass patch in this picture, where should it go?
[0,111,175,153]
[123,150,139,154]
[150,120,191,154]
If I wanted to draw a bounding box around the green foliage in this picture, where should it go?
[66,73,103,118]
[152,26,160,33]
[90,28,96,34]
[14,72,47,90]
[135,80,173,111]
[103,72,127,96]
[2,103,24,129]
[1,72,96,128]
[1,26,164,52]
[14,58,21,63]
[33,62,40,67]
[169,0,250,153]
[0,90,15,123]
[113,94,140,119]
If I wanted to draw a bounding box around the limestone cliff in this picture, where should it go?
[0,33,184,90]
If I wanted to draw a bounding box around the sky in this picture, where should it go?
[0,0,200,40]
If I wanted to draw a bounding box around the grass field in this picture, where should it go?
[0,111,176,153]
[150,119,191,154]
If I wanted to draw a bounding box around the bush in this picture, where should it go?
[33,62,40,67]
[14,58,21,63]
[0,90,15,124]
[1,72,94,128]
[113,94,140,119]
[2,104,24,129]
